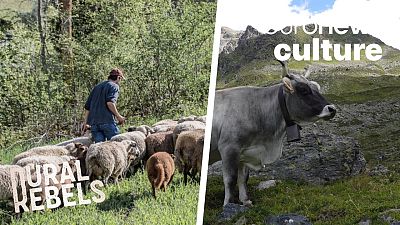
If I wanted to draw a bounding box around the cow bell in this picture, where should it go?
[286,124,301,142]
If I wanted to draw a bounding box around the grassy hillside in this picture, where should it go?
[205,26,400,225]
[205,175,400,225]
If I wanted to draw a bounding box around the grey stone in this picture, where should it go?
[368,164,389,176]
[255,127,366,184]
[257,180,278,190]
[219,203,249,221]
[359,219,371,225]
[379,209,400,224]
[265,214,312,225]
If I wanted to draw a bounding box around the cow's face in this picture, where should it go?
[279,61,336,124]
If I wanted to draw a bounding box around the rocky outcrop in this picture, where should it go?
[237,25,261,46]
[219,27,243,54]
[265,214,312,225]
[208,126,366,184]
[219,26,261,55]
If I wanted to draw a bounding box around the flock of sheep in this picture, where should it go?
[0,115,206,211]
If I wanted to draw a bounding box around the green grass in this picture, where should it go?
[0,0,32,18]
[204,175,400,225]
[1,169,200,225]
[0,126,201,225]
[317,75,400,104]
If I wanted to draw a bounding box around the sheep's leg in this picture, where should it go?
[103,167,112,186]
[85,173,95,193]
[183,164,190,185]
[82,180,90,195]
[103,176,109,186]
[167,173,174,186]
[162,182,167,192]
[189,168,198,182]
[152,185,156,199]
[191,169,200,183]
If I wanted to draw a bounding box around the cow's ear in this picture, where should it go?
[282,77,295,94]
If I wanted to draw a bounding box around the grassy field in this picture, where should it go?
[0,134,200,225]
[204,175,400,225]
[0,0,32,18]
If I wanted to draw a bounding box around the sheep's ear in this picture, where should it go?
[65,143,75,151]
[145,125,155,134]
[170,154,176,159]
[127,126,136,132]
[74,142,85,151]
[74,142,83,147]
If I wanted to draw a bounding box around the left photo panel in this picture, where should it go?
[0,0,216,224]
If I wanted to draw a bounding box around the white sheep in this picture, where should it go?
[0,165,25,204]
[195,115,207,124]
[14,155,75,173]
[152,119,177,127]
[12,143,84,164]
[85,140,140,185]
[152,119,178,133]
[172,120,205,145]
[177,115,207,124]
[174,129,205,185]
[127,125,155,136]
[56,136,93,148]
[110,131,147,176]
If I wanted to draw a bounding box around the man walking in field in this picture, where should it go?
[82,68,126,142]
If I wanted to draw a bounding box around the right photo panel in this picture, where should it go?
[204,0,400,224]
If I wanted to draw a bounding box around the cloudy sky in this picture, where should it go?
[217,0,400,49]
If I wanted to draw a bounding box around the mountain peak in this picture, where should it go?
[238,25,261,45]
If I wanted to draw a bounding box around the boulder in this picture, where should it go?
[218,203,249,221]
[265,214,312,225]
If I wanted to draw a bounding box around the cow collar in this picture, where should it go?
[278,85,302,142]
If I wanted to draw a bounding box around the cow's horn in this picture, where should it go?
[304,65,311,78]
[277,60,290,78]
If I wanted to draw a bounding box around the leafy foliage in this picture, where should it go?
[0,0,216,148]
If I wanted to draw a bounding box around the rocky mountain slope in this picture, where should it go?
[210,23,400,183]
[217,24,400,88]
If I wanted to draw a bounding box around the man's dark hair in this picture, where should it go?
[108,68,124,80]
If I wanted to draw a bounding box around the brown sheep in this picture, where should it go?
[174,129,205,185]
[145,131,174,158]
[146,152,175,199]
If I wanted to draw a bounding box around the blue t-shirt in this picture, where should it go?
[84,81,119,125]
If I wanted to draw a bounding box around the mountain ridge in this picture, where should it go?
[218,24,396,79]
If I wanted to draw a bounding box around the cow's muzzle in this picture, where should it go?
[317,104,336,120]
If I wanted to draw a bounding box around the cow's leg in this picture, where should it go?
[238,163,252,206]
[220,145,240,206]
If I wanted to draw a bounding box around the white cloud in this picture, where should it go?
[217,0,400,49]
